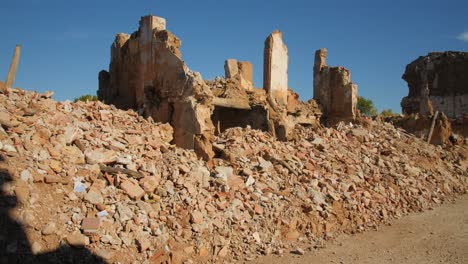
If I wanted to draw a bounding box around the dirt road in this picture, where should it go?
[254,194,468,264]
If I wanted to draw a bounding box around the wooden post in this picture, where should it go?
[427,111,439,143]
[5,45,21,88]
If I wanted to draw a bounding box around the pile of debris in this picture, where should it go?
[0,87,466,263]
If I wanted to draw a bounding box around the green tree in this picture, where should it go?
[73,94,98,103]
[357,96,378,116]
[380,108,397,117]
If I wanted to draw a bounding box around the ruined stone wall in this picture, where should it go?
[98,16,214,160]
[313,48,358,124]
[401,51,468,121]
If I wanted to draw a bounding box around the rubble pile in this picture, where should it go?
[0,87,467,263]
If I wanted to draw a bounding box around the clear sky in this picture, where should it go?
[1,0,467,112]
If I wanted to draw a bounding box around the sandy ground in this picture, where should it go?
[254,194,468,264]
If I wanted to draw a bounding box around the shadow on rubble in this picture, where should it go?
[0,154,105,264]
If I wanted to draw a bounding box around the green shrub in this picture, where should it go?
[380,109,398,117]
[357,96,378,116]
[74,94,98,103]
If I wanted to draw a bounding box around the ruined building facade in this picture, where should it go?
[401,51,468,121]
[313,48,358,124]
[99,15,358,159]
[98,16,215,160]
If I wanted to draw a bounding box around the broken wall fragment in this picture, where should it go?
[224,59,254,90]
[313,48,358,125]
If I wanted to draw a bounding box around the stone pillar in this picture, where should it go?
[263,30,288,107]
[313,48,329,113]
[137,16,167,108]
[5,45,21,88]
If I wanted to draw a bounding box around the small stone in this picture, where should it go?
[215,166,233,180]
[109,141,126,151]
[3,144,16,152]
[95,249,114,261]
[44,175,62,184]
[179,165,190,173]
[241,168,253,176]
[84,149,116,165]
[191,211,203,224]
[227,175,245,190]
[218,245,229,258]
[68,192,78,201]
[85,189,103,205]
[66,233,89,247]
[191,165,210,188]
[61,145,85,164]
[253,232,261,244]
[245,176,255,187]
[139,176,159,193]
[15,186,30,205]
[285,230,300,241]
[42,91,54,98]
[31,241,42,254]
[258,157,273,171]
[199,246,209,257]
[137,237,150,252]
[117,203,134,223]
[120,179,145,200]
[49,160,62,173]
[183,246,194,254]
[254,204,263,215]
[81,217,100,233]
[20,170,32,182]
[42,222,56,235]
[292,247,305,255]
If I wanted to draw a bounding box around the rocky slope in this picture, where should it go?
[0,88,467,263]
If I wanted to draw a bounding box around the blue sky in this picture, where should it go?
[0,0,467,112]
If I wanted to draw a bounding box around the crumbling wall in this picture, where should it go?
[98,15,214,160]
[401,51,468,121]
[313,48,358,125]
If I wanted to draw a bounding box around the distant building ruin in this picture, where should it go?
[401,51,468,121]
[99,15,361,159]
